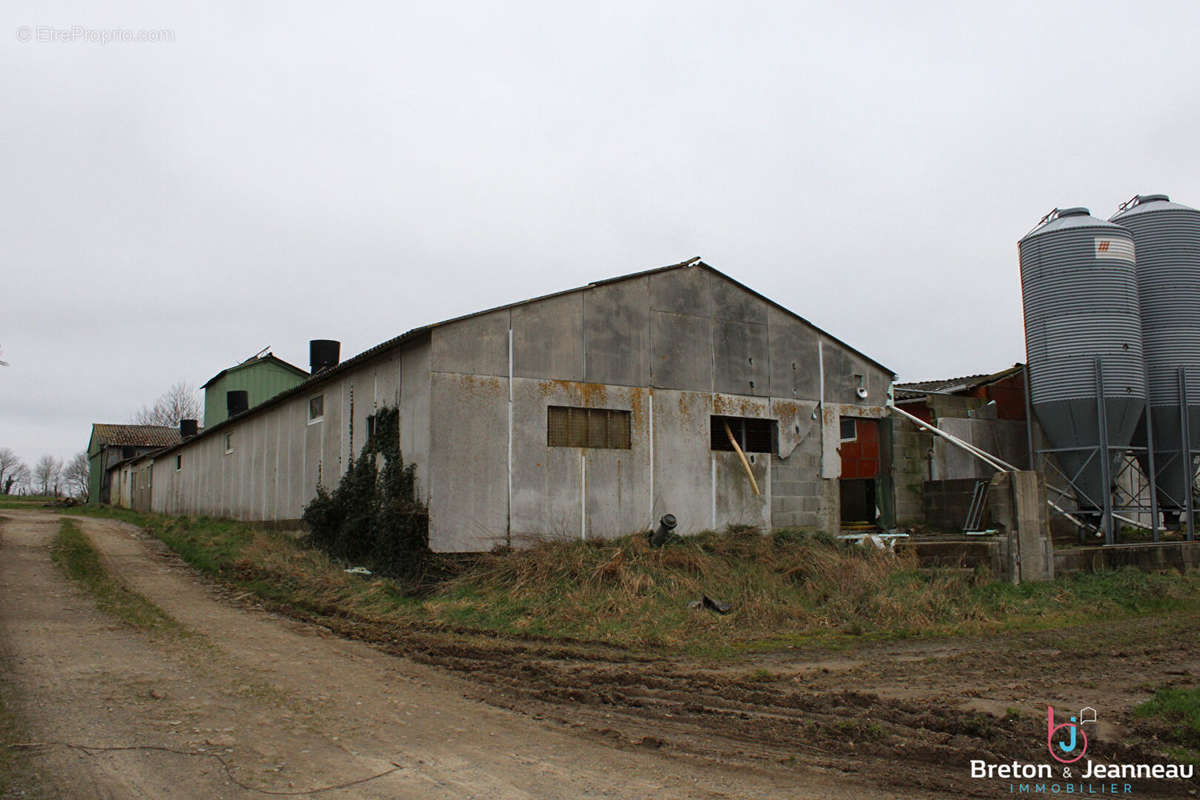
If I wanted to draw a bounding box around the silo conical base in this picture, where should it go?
[1034,396,1145,513]
[1132,406,1200,523]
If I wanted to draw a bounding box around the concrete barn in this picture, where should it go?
[145,259,895,552]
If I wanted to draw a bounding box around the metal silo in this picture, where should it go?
[1111,194,1200,529]
[1019,207,1146,522]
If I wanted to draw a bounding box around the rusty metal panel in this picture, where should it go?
[839,418,880,479]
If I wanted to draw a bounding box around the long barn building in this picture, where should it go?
[142,259,895,552]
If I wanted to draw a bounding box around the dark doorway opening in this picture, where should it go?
[840,478,877,524]
[839,417,881,526]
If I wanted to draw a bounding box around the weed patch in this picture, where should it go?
[1134,686,1200,763]
[50,520,180,633]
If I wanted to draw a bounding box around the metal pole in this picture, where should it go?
[1180,367,1195,542]
[1023,363,1036,470]
[1095,359,1114,545]
[1143,368,1159,542]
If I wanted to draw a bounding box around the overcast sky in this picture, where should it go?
[3,1,1199,469]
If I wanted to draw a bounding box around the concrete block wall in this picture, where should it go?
[892,418,932,526]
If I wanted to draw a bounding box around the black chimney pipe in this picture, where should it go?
[309,340,341,374]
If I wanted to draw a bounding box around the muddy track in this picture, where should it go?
[259,589,1200,797]
[11,510,1196,798]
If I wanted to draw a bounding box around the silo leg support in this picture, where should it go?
[1180,368,1195,541]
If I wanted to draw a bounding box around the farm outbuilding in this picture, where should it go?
[202,351,310,427]
[86,424,182,505]
[142,259,895,552]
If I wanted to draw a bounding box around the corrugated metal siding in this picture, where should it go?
[1019,219,1146,405]
[1112,202,1200,408]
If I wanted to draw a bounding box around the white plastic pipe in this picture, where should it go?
[888,403,1016,472]
[888,401,1097,531]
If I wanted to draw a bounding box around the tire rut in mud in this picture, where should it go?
[255,612,1190,798]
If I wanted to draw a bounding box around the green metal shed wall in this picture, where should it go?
[204,361,307,426]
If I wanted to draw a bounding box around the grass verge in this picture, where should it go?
[0,496,67,510]
[1134,686,1200,765]
[50,519,180,634]
[63,507,1200,657]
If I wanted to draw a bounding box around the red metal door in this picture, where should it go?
[839,418,879,479]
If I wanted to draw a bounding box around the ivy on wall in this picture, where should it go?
[302,407,429,577]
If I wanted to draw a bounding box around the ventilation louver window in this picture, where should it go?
[547,406,631,449]
[711,416,777,454]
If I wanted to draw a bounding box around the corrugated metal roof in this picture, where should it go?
[90,424,183,448]
[151,258,895,458]
[894,364,1024,396]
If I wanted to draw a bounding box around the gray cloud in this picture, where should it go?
[4,0,1199,467]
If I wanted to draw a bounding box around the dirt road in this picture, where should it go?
[0,510,899,799]
[3,509,1198,798]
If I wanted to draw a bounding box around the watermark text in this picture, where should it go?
[16,26,175,44]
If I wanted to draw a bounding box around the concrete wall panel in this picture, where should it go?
[650,267,711,316]
[400,342,432,502]
[431,310,510,378]
[429,372,509,552]
[651,311,712,391]
[509,381,581,543]
[583,279,651,387]
[822,340,891,408]
[509,379,651,543]
[649,389,713,533]
[767,307,821,400]
[714,451,770,529]
[710,273,767,324]
[713,319,770,397]
[513,294,583,381]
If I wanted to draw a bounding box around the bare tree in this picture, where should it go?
[0,447,23,494]
[133,381,202,428]
[34,455,62,496]
[64,452,90,500]
[5,464,30,495]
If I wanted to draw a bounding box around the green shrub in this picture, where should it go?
[302,407,429,578]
